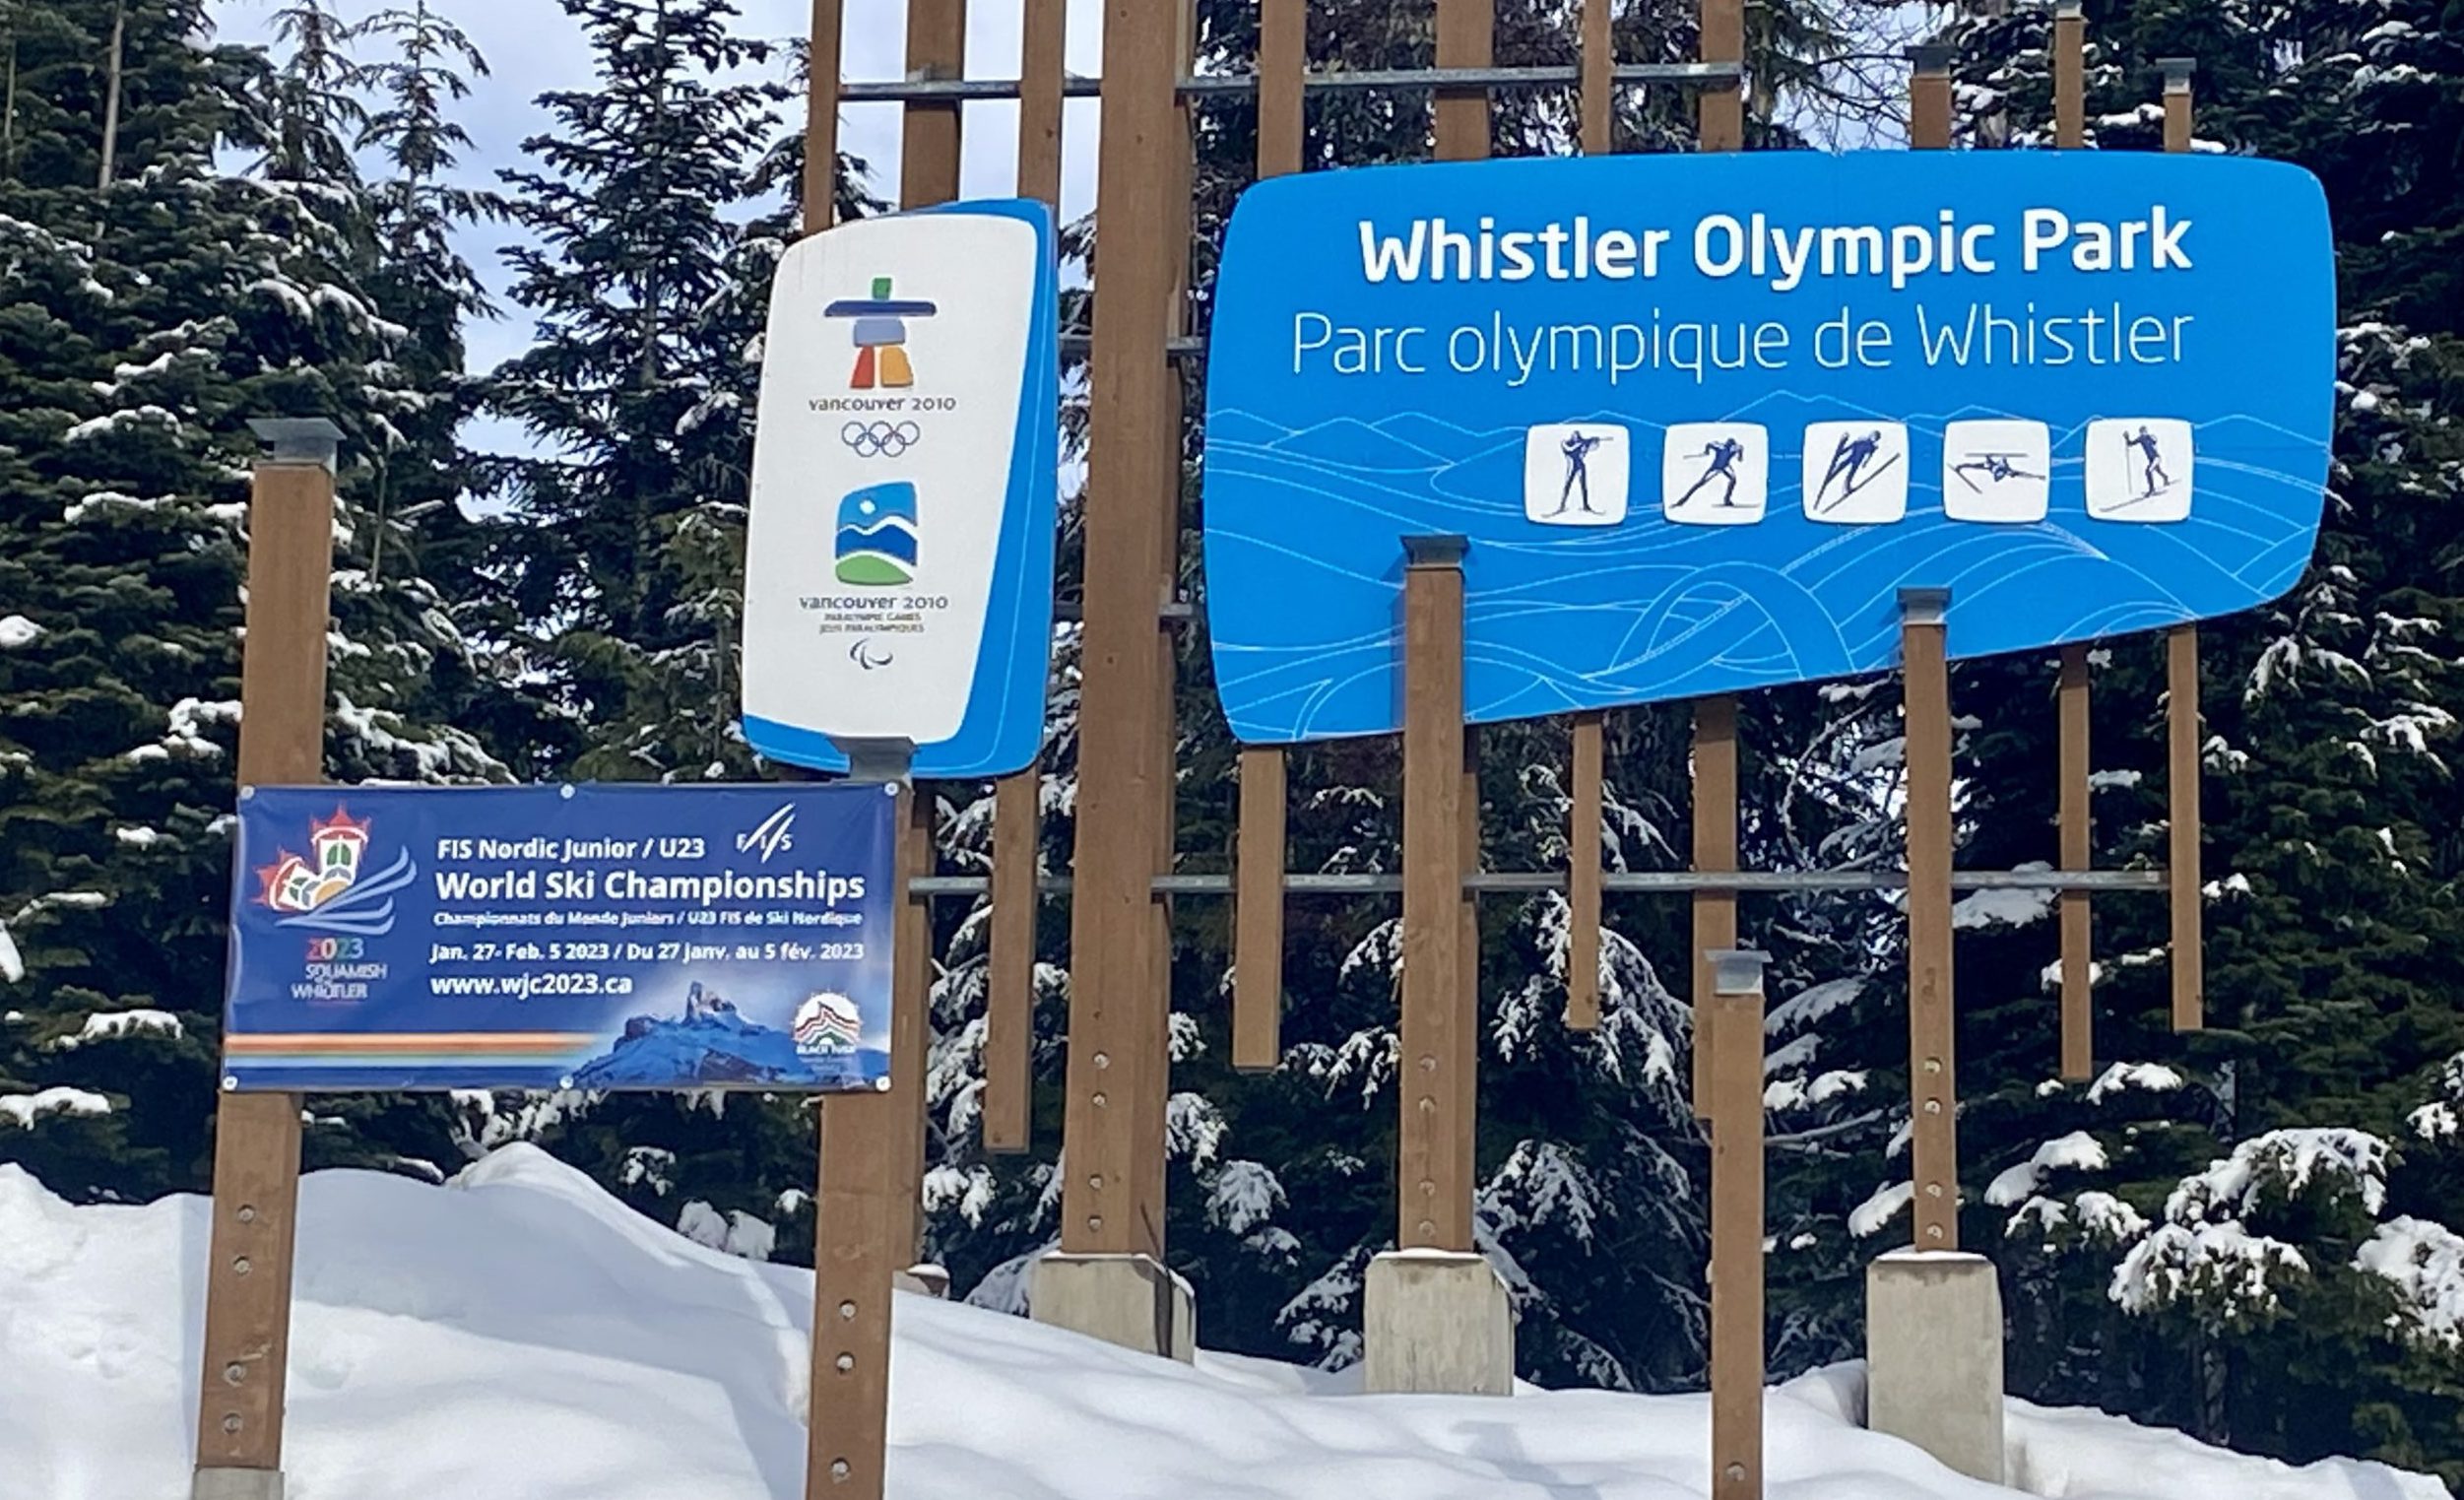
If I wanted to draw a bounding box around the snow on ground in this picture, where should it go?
[0,1145,2444,1500]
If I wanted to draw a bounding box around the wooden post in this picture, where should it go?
[1061,0,1193,1265]
[192,418,340,1498]
[1691,698,1738,1117]
[982,0,1068,1152]
[2057,646,2094,1080]
[2052,1,2094,1082]
[1433,0,1492,162]
[1562,0,1613,1034]
[807,746,927,1500]
[1689,0,1744,1112]
[1430,1,1490,1236]
[1232,750,1287,1070]
[1900,586,1959,1251]
[1902,53,1960,1250]
[1580,0,1614,155]
[2161,56,2204,1035]
[1707,947,1770,1500]
[803,9,961,1490]
[984,770,1037,1151]
[1909,45,1953,151]
[800,0,844,231]
[1400,536,1471,1253]
[1231,0,1305,1074]
[1566,717,1603,1030]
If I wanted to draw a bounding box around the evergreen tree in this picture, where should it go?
[0,0,511,1201]
[1748,1,2464,1485]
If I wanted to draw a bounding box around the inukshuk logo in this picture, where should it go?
[253,806,418,935]
[823,275,938,390]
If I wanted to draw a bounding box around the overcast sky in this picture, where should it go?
[208,0,1109,451]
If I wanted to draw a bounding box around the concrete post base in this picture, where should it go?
[1029,1253,1196,1363]
[192,1468,285,1500]
[1865,1249,2005,1484]
[1362,1250,1515,1396]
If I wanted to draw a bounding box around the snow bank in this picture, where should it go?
[0,1147,2444,1500]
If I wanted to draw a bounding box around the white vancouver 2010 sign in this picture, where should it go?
[741,201,1061,780]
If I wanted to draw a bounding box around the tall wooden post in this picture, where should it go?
[1434,0,1491,1159]
[1562,0,1614,1033]
[1901,584,1959,1251]
[1399,536,1473,1252]
[807,745,926,1500]
[192,418,340,1500]
[800,0,844,230]
[1707,947,1770,1500]
[1903,49,1959,1253]
[2050,1,2096,1082]
[801,7,960,1491]
[1690,0,1744,1113]
[2161,56,2205,1035]
[1231,0,1306,1074]
[1058,0,1193,1276]
[982,0,1070,1153]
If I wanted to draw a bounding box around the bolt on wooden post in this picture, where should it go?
[193,417,341,1500]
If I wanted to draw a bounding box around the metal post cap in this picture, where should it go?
[246,417,342,469]
[1705,947,1773,996]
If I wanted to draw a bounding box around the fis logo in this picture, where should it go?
[738,805,797,864]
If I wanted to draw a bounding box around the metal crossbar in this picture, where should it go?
[907,868,2169,898]
[839,62,1742,105]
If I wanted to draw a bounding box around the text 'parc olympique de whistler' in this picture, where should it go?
[1299,203,2206,386]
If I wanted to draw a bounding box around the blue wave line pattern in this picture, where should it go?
[1199,152,2335,745]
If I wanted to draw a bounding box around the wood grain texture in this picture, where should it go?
[1691,696,1737,1118]
[1699,0,1744,150]
[1016,0,1066,205]
[984,769,1039,1151]
[807,788,931,1499]
[1400,556,1468,1252]
[194,455,332,1474]
[1060,0,1194,1260]
[1233,748,1288,1070]
[1566,714,1603,1030]
[1434,0,1492,162]
[1580,0,1614,155]
[2058,645,2094,1081]
[801,0,844,230]
[1258,0,1305,178]
[1708,981,1766,1500]
[1904,616,1959,1251]
[2170,626,2203,1032]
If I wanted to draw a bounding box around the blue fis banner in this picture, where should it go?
[223,784,897,1092]
[1200,151,2336,745]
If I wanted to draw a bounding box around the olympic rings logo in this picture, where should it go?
[841,421,922,459]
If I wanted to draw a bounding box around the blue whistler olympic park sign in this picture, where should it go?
[223,784,897,1092]
[1200,151,2335,745]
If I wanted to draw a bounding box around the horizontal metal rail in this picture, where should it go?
[1058,333,1205,359]
[839,62,1741,105]
[907,868,2170,898]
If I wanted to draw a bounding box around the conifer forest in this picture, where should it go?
[3,0,2463,1487]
